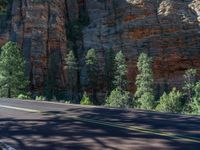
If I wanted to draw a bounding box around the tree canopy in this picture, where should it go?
[0,41,28,98]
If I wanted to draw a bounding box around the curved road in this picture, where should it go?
[0,98,200,150]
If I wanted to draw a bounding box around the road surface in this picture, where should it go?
[0,98,200,150]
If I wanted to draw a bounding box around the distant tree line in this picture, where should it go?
[0,41,199,115]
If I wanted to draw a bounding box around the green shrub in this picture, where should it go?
[156,88,183,113]
[188,82,200,115]
[65,100,71,104]
[35,96,46,101]
[80,92,93,105]
[106,88,132,108]
[17,94,31,100]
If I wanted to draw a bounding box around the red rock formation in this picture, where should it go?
[0,0,200,97]
[1,0,68,93]
[83,0,200,93]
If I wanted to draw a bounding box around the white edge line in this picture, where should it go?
[0,104,40,113]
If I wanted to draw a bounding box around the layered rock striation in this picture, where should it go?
[83,0,200,93]
[0,0,200,97]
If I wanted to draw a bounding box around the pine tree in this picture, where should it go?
[135,52,155,110]
[85,48,99,104]
[65,50,78,102]
[113,51,128,90]
[106,51,132,108]
[104,48,115,93]
[183,68,197,101]
[0,41,29,98]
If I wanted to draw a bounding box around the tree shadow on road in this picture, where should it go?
[0,107,200,150]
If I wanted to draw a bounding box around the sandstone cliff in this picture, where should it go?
[0,0,200,98]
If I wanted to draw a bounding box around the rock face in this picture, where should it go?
[0,0,200,97]
[83,0,200,94]
[1,0,68,93]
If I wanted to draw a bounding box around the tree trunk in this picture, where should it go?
[8,87,11,98]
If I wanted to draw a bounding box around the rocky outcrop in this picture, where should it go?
[0,0,200,97]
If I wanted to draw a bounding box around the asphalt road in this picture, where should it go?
[0,99,200,150]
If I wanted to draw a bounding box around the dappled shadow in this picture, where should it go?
[0,99,200,149]
[0,105,200,150]
[66,106,200,138]
[0,116,121,150]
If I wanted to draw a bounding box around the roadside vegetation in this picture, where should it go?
[0,41,199,115]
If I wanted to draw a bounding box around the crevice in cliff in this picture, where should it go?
[65,0,90,99]
[112,0,124,50]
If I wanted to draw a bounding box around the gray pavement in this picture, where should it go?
[0,98,200,150]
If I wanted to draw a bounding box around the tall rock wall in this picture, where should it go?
[0,0,68,93]
[0,0,200,97]
[82,0,200,94]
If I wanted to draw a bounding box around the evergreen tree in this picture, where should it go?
[183,68,197,101]
[85,48,99,104]
[106,51,132,108]
[156,88,183,113]
[104,48,115,93]
[135,53,155,110]
[0,41,28,98]
[113,51,128,90]
[65,50,78,102]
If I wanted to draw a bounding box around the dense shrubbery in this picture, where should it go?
[156,88,183,113]
[106,88,132,108]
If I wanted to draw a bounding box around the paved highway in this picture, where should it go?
[0,98,200,150]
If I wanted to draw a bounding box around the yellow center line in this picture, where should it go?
[0,104,200,143]
[69,116,200,143]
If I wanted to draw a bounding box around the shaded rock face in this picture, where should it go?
[0,0,200,96]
